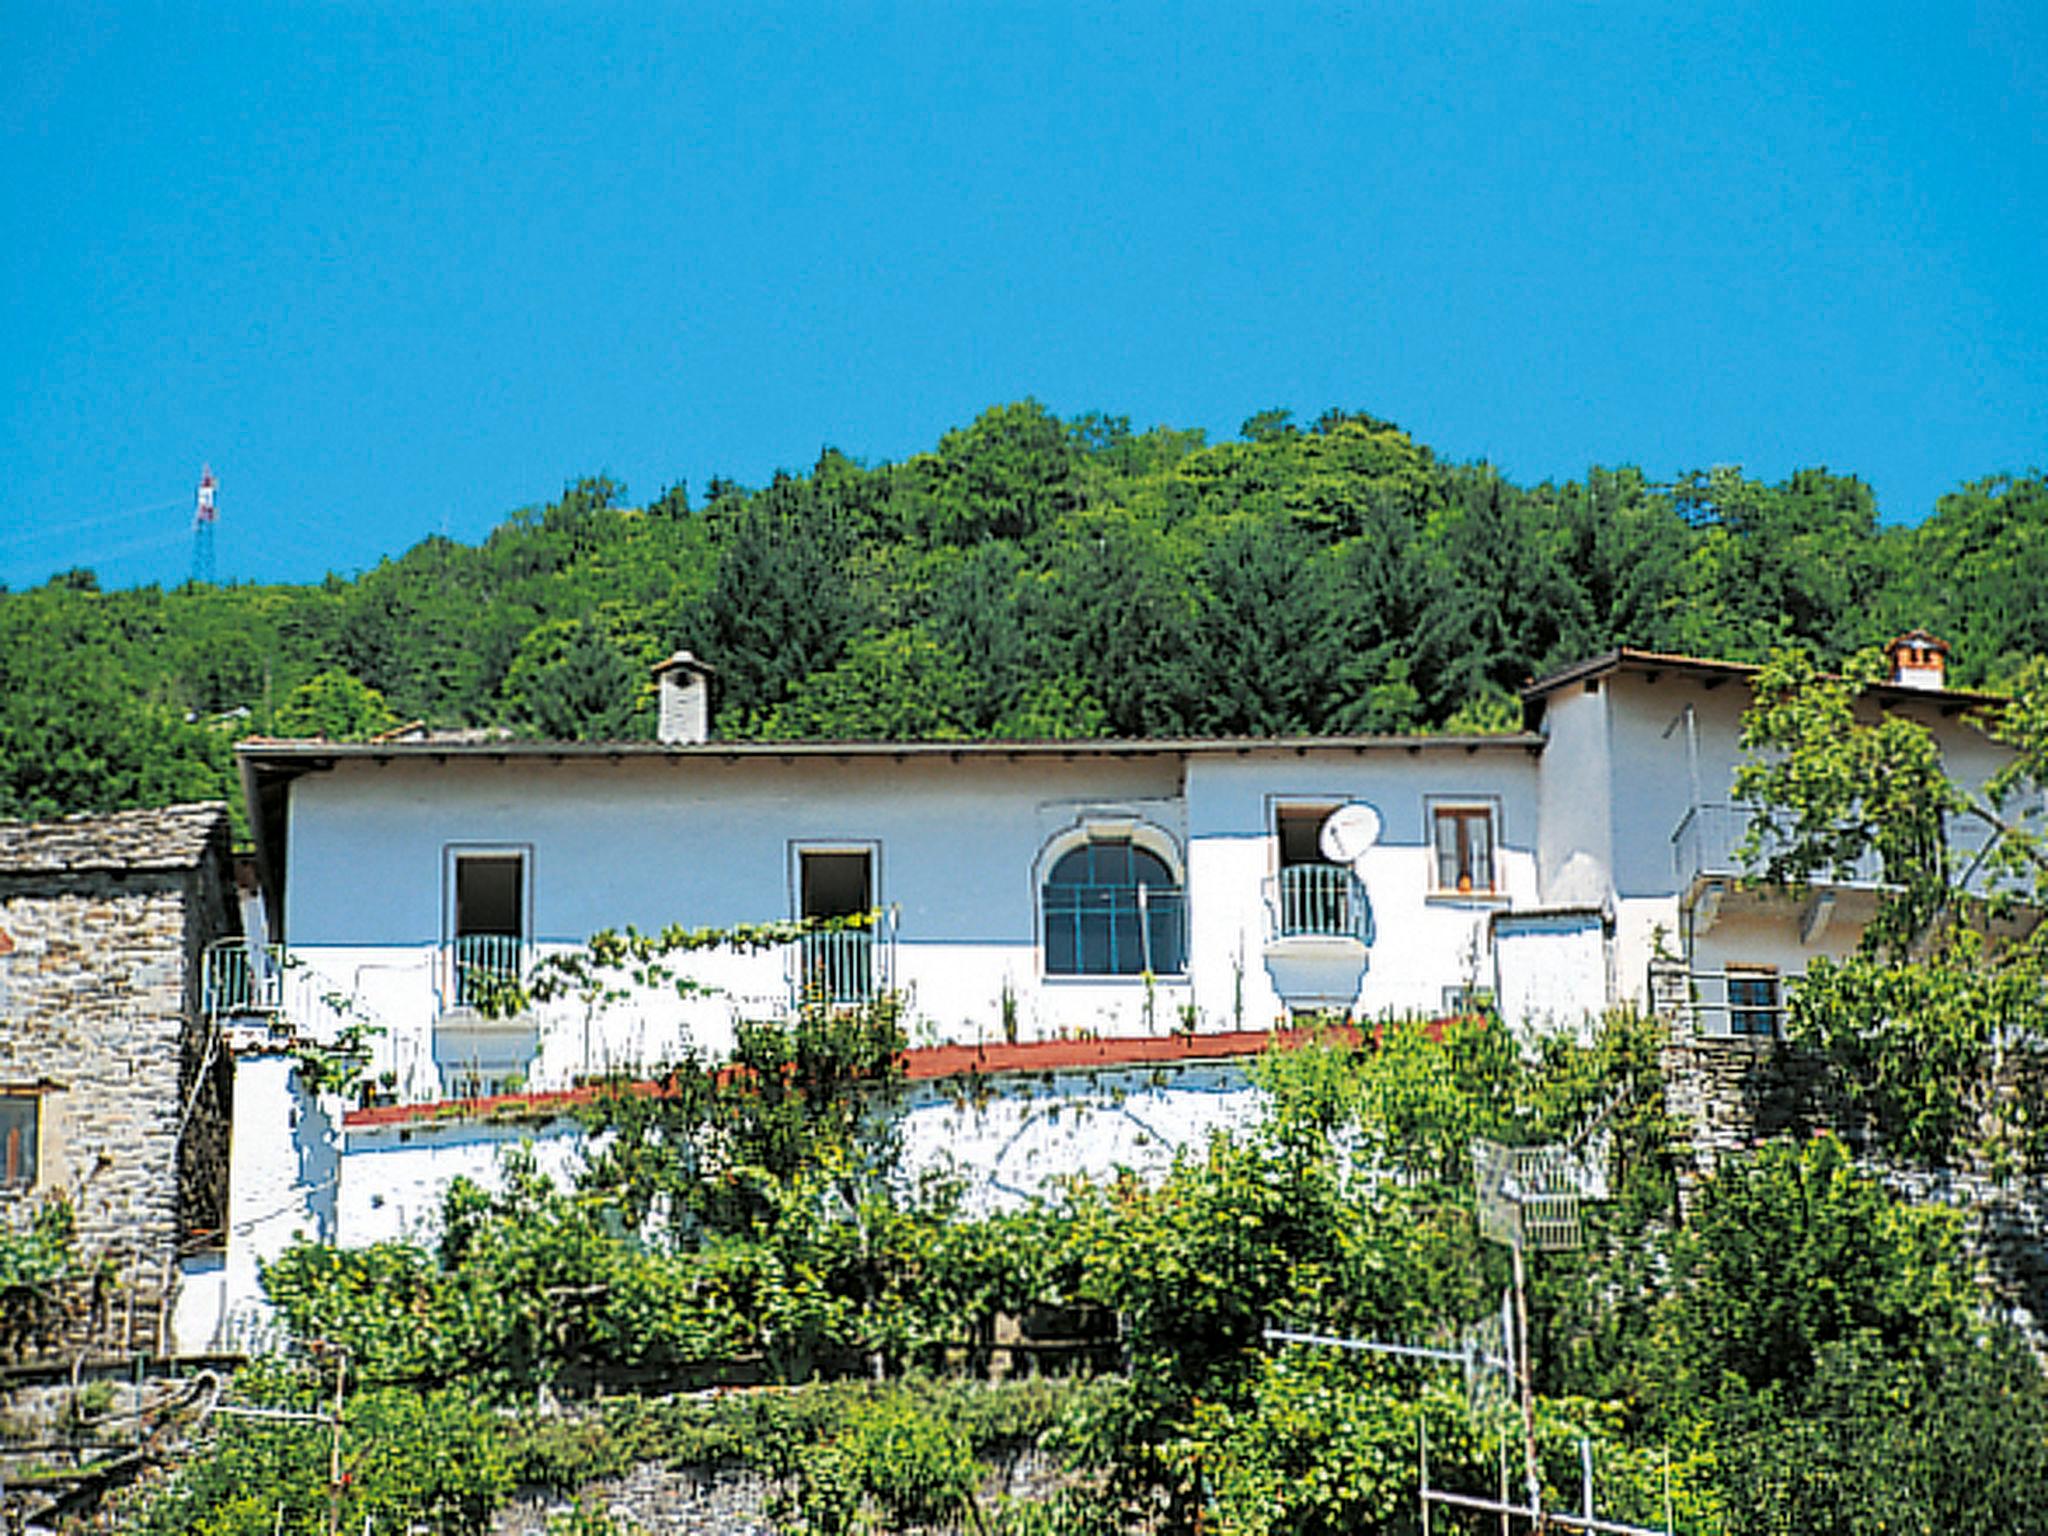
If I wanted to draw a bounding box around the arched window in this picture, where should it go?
[1041,839,1186,976]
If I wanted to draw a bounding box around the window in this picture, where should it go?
[448,850,526,1008]
[1431,805,1497,894]
[0,1094,38,1191]
[1727,967,1781,1037]
[796,847,876,1004]
[1042,839,1185,976]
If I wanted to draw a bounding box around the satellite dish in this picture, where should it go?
[1319,803,1382,863]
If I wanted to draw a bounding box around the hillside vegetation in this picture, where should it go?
[111,1013,2048,1535]
[4,401,2046,821]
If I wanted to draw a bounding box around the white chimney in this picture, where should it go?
[1885,630,1950,692]
[653,651,715,744]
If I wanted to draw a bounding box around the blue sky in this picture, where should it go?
[4,2,2044,589]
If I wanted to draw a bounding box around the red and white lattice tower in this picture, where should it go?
[192,465,217,584]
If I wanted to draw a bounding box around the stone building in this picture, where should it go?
[0,802,237,1352]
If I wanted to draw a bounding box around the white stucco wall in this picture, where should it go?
[243,1056,1276,1270]
[179,1048,339,1355]
[894,1060,1267,1213]
[275,743,1565,1102]
[335,1114,589,1247]
[1184,747,1544,1025]
[282,752,1200,1091]
[1604,673,1752,900]
[1493,911,1610,1036]
[1532,683,1614,910]
[1601,670,2019,995]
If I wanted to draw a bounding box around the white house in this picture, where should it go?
[177,634,2028,1352]
[232,654,1567,1102]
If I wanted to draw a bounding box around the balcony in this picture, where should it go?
[1262,863,1371,1011]
[202,940,286,1021]
[1670,803,2026,939]
[1671,803,1889,890]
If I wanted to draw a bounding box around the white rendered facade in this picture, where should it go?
[241,735,1564,1100]
[231,644,2024,1099]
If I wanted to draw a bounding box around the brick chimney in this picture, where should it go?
[1885,630,1950,691]
[653,651,715,744]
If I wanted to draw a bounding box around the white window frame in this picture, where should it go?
[1725,964,1783,1038]
[439,843,533,1011]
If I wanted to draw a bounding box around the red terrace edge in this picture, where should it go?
[338,1021,1472,1131]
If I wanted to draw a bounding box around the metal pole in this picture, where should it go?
[1512,1237,1542,1529]
[1420,1416,1431,1536]
[326,1352,346,1536]
[1500,1428,1511,1536]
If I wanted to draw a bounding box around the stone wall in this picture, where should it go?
[1657,1017,1854,1174]
[0,870,195,1346]
[1651,962,2048,1355]
[0,805,237,1356]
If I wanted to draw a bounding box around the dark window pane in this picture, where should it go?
[0,1097,37,1190]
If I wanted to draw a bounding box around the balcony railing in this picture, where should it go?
[796,928,880,1006]
[449,933,524,1009]
[1274,864,1372,942]
[1671,802,2019,896]
[1671,803,1884,888]
[202,940,286,1019]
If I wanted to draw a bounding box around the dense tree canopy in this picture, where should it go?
[3,402,2042,822]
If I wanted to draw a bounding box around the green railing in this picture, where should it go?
[1277,864,1370,941]
[451,933,524,1009]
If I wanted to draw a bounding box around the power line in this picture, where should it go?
[0,496,185,553]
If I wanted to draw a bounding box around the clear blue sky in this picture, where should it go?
[5,1,2044,590]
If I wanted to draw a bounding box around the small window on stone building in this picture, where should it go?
[0,1094,38,1191]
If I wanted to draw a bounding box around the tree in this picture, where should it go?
[904,399,1079,545]
[271,667,404,740]
[748,626,980,741]
[684,470,875,729]
[1734,648,2048,1165]
[1899,473,2048,687]
[498,618,644,740]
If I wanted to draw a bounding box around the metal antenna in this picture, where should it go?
[1263,1094,1675,1534]
[191,465,217,584]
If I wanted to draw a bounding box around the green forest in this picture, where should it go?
[4,400,2047,823]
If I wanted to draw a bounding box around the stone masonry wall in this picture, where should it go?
[0,869,198,1350]
[1652,962,2048,1356]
